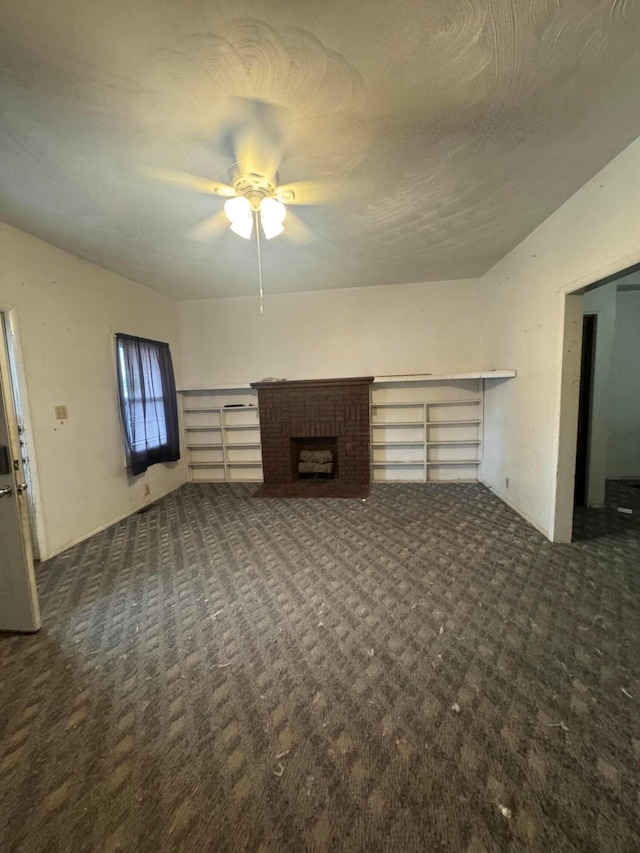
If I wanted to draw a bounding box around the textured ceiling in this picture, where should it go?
[2,0,640,300]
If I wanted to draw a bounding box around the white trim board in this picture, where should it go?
[179,371,517,392]
[374,371,516,383]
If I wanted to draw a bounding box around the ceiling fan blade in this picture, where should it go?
[145,168,237,197]
[234,125,284,181]
[187,210,230,241]
[232,98,285,180]
[276,177,372,206]
[284,210,314,245]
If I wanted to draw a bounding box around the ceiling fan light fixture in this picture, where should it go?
[229,218,254,239]
[259,197,286,239]
[224,195,253,239]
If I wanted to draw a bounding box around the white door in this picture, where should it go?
[0,350,40,632]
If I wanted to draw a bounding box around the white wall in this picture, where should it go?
[607,289,640,478]
[582,282,617,505]
[178,279,483,387]
[0,223,186,559]
[481,136,640,540]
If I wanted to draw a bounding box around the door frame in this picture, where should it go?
[554,261,640,542]
[0,306,46,559]
[574,313,597,507]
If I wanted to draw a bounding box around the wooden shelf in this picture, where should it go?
[426,419,481,425]
[188,462,225,468]
[426,400,481,406]
[181,386,263,483]
[223,442,261,448]
[223,424,260,431]
[427,460,480,466]
[186,443,223,449]
[372,399,480,407]
[372,461,424,467]
[181,374,508,485]
[178,384,253,391]
[372,441,425,446]
[426,440,480,445]
[371,377,485,484]
[373,371,515,383]
[372,403,425,409]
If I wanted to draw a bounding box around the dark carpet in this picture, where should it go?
[253,481,370,499]
[1,483,639,852]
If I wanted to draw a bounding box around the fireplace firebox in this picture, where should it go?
[291,437,337,480]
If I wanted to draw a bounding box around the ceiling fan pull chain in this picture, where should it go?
[255,210,264,315]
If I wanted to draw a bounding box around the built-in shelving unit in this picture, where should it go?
[370,372,515,483]
[179,385,262,483]
[179,371,515,486]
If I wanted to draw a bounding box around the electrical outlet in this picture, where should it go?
[55,405,68,420]
[505,476,510,488]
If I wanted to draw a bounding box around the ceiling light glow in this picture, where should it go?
[224,195,253,239]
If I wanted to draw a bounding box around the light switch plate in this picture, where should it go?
[55,405,68,419]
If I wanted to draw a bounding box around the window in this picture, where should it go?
[115,334,180,475]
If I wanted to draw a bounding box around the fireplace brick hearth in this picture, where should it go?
[251,377,374,494]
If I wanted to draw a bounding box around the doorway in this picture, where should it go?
[555,263,640,542]
[2,312,42,558]
[574,314,597,507]
[0,309,41,631]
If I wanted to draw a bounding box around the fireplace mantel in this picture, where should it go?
[251,377,375,391]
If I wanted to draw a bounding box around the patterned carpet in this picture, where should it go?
[1,483,639,852]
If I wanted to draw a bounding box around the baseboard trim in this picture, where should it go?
[481,481,551,540]
[40,483,184,561]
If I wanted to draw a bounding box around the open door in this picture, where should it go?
[0,321,40,632]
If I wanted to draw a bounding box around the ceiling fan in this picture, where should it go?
[147,163,319,245]
[145,98,369,310]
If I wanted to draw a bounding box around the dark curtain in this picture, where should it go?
[115,334,180,476]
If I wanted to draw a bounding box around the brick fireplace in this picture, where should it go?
[251,377,373,497]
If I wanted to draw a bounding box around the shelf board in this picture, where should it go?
[371,421,425,427]
[188,462,225,468]
[223,424,260,431]
[372,441,425,446]
[371,402,425,409]
[179,384,254,391]
[425,399,481,406]
[373,371,516,384]
[426,478,478,484]
[372,399,479,407]
[183,407,222,413]
[373,459,479,467]
[186,443,223,449]
[225,442,262,448]
[372,461,425,467]
[426,420,481,425]
[185,426,222,432]
[427,459,480,465]
[426,440,481,445]
[189,461,262,468]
